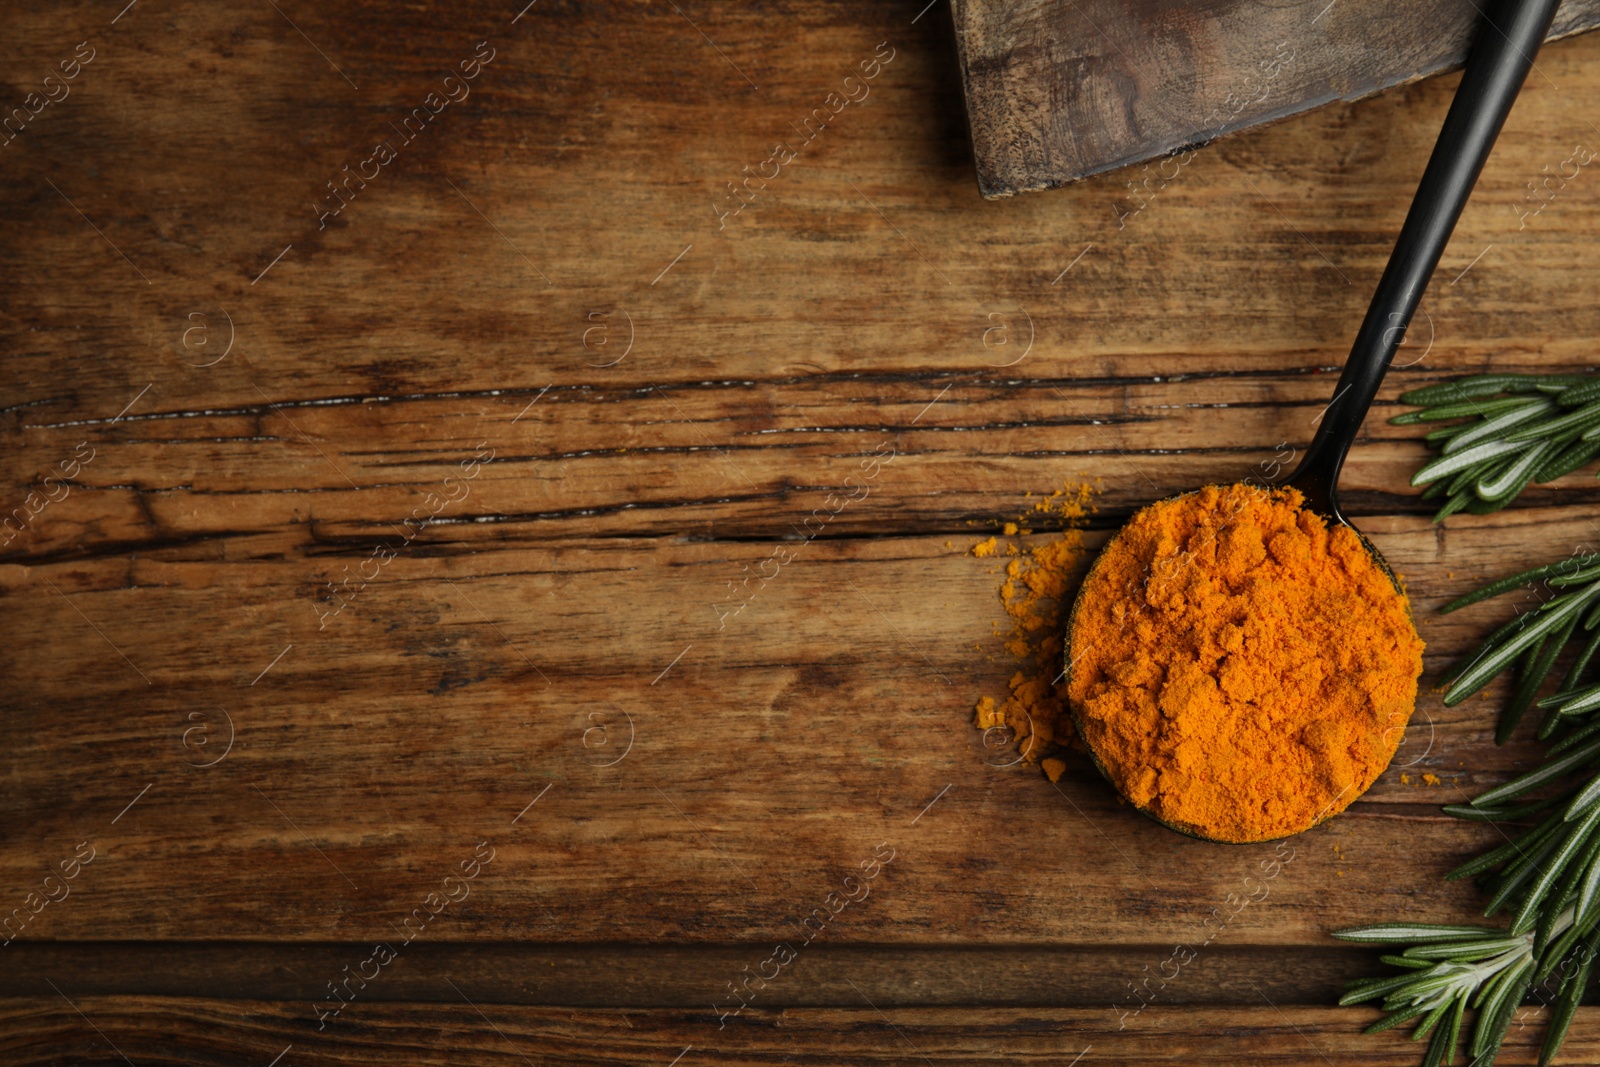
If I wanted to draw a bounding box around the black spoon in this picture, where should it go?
[1284,0,1561,524]
[1065,0,1563,842]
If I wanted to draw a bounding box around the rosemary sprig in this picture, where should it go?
[1337,758,1600,1067]
[1337,553,1600,1065]
[1437,553,1600,742]
[1351,375,1600,1057]
[1335,923,1539,1067]
[1393,372,1600,520]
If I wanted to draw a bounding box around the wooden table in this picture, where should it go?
[5,2,1600,1062]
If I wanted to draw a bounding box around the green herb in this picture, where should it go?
[1335,923,1535,1067]
[1337,555,1600,1064]
[1437,553,1600,742]
[1393,372,1600,520]
[1337,795,1600,1066]
[1352,378,1600,1058]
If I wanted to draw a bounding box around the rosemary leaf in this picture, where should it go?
[1471,736,1600,808]
[1448,456,1502,496]
[1538,376,1594,392]
[1410,997,1454,1043]
[1440,556,1600,613]
[1340,972,1428,1005]
[1563,626,1600,690]
[1535,437,1600,482]
[1505,400,1600,443]
[1399,372,1600,511]
[1443,794,1561,822]
[1366,1004,1431,1035]
[1536,613,1586,739]
[1543,681,1600,718]
[1446,586,1600,706]
[1425,421,1477,445]
[1563,770,1600,821]
[1424,997,1465,1067]
[1579,847,1600,923]
[1557,379,1600,406]
[1441,399,1555,453]
[1380,954,1440,970]
[1447,813,1563,881]
[1552,715,1600,757]
[1476,441,1555,501]
[1413,439,1529,487]
[1484,835,1564,917]
[1539,833,1600,955]
[1511,803,1600,936]
[1432,491,1473,523]
[1397,375,1554,406]
[1415,396,1550,423]
[1499,633,1553,744]
[1539,912,1591,983]
[1475,950,1529,1014]
[1547,564,1600,587]
[1472,956,1531,1061]
[1539,930,1600,1066]
[1403,937,1533,960]
[1333,923,1506,944]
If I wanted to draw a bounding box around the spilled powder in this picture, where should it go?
[970,482,1097,780]
[1400,772,1443,787]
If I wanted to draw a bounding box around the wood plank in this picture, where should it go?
[950,0,1600,197]
[0,942,1378,1005]
[3,6,1599,417]
[0,508,1589,943]
[0,1001,1590,1065]
[11,368,1600,557]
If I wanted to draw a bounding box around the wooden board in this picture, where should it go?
[951,0,1600,197]
[4,0,1600,1061]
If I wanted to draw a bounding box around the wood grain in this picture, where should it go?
[950,0,1600,197]
[0,942,1382,1004]
[0,1001,1596,1065]
[5,0,1600,1061]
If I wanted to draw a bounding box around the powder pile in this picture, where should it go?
[971,482,1096,781]
[1066,484,1423,843]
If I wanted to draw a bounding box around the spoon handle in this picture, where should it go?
[1285,0,1562,517]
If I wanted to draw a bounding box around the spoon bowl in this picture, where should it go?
[1062,481,1422,843]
